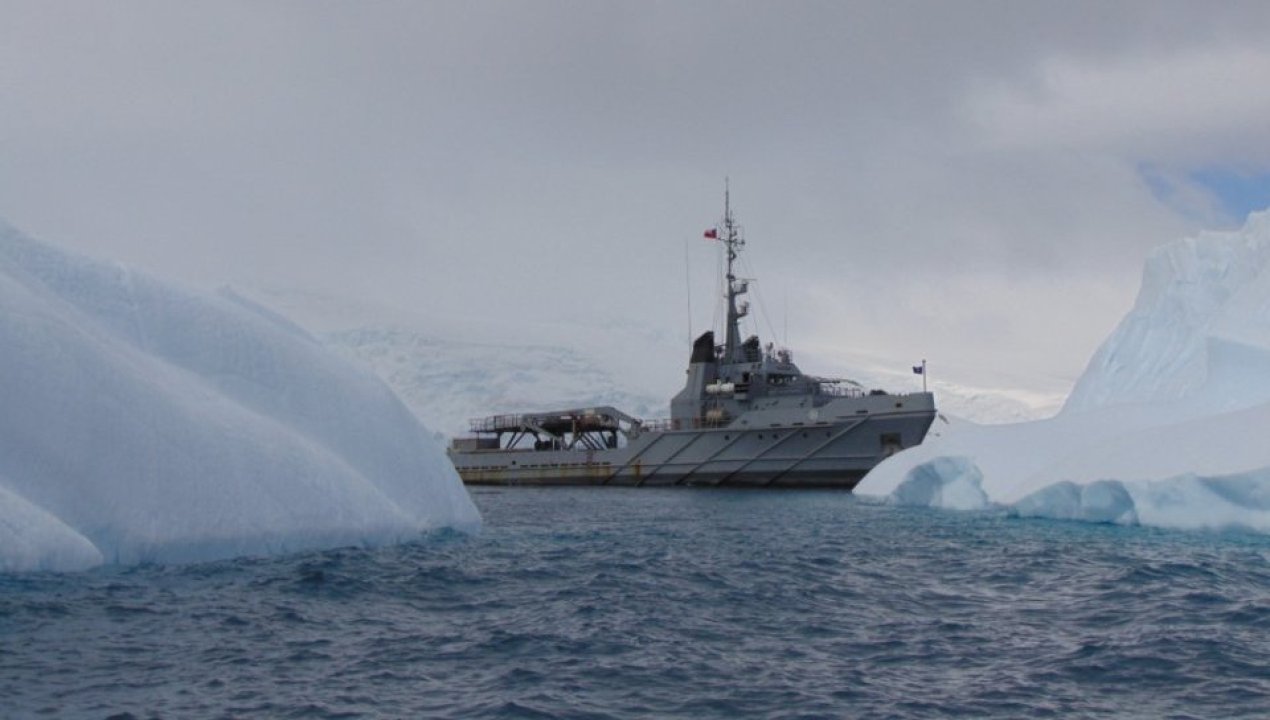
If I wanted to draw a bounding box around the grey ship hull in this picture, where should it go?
[452,393,935,488]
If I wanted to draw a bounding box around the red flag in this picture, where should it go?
[704,228,718,239]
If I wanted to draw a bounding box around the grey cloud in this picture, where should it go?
[3,1,1270,389]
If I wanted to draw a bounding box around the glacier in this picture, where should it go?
[219,288,671,439]
[235,286,1064,438]
[860,210,1270,533]
[0,220,480,572]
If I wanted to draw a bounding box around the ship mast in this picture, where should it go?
[721,181,748,365]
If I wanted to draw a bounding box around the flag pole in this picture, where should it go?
[922,359,927,393]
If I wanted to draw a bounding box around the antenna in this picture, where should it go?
[685,236,693,348]
[783,287,789,346]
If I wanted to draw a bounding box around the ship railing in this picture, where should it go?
[639,417,731,432]
[641,418,674,433]
[468,408,635,435]
[819,386,933,399]
[817,383,866,398]
[469,414,525,434]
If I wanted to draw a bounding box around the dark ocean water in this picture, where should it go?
[3,488,1268,719]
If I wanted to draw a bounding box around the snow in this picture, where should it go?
[226,288,671,439]
[0,220,479,572]
[860,209,1270,533]
[807,354,1068,424]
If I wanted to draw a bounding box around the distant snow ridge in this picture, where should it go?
[322,327,664,439]
[860,209,1270,533]
[0,220,479,572]
[238,286,1063,431]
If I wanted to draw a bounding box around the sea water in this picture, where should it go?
[3,488,1268,719]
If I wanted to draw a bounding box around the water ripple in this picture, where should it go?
[2,489,1268,718]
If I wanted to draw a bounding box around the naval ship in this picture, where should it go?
[448,194,936,488]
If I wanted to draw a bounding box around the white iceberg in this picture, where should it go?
[861,210,1270,533]
[0,220,479,572]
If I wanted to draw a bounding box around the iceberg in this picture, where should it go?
[860,210,1270,533]
[0,220,479,572]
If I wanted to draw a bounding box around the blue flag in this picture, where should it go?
[912,364,924,375]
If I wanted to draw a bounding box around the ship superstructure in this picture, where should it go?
[447,193,936,488]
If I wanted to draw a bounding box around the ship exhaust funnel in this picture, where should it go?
[690,331,716,364]
[672,331,718,424]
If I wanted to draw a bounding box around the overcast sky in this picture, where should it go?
[4,1,1270,394]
